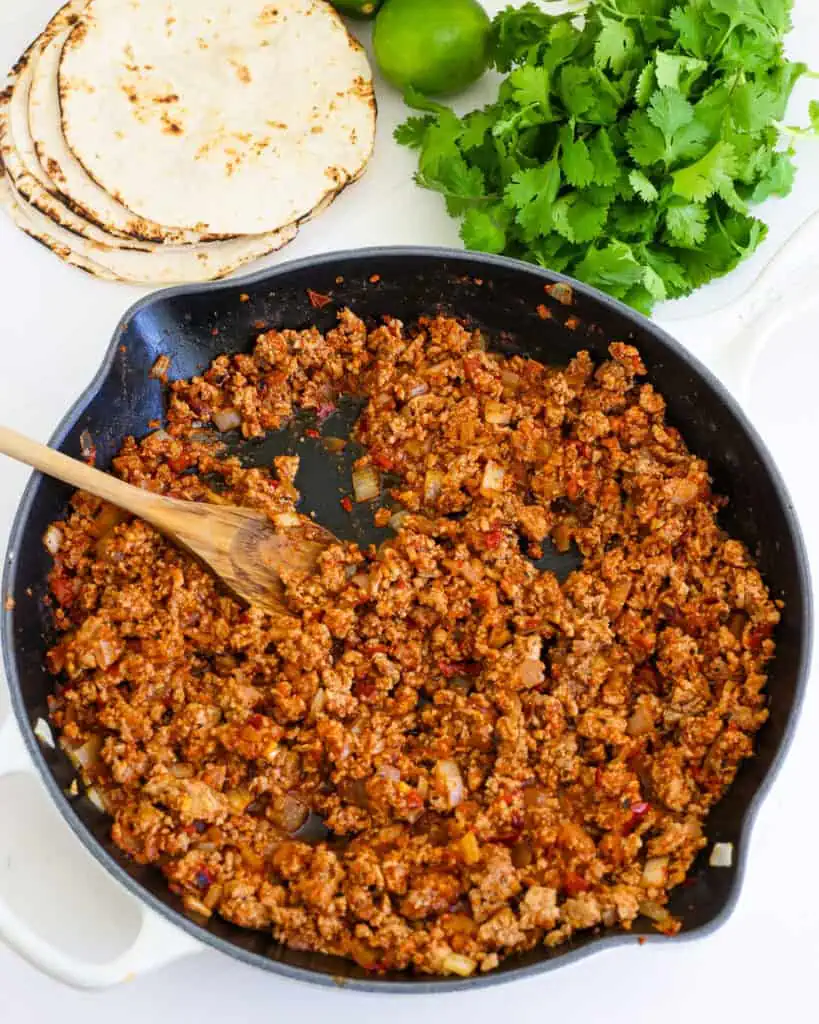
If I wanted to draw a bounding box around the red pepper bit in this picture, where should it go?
[371,452,394,471]
[563,871,590,896]
[405,790,424,810]
[484,528,502,549]
[306,289,332,309]
[341,496,353,513]
[623,800,650,834]
[305,427,320,438]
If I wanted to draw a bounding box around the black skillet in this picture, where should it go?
[1,247,812,991]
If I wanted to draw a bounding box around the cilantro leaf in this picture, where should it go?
[665,201,709,247]
[394,116,433,149]
[508,64,553,115]
[558,65,599,119]
[629,169,659,203]
[560,126,595,188]
[634,65,656,108]
[398,0,814,316]
[655,53,707,93]
[587,129,620,186]
[552,192,610,243]
[503,161,561,242]
[672,141,737,203]
[593,16,636,75]
[461,207,508,254]
[574,242,646,294]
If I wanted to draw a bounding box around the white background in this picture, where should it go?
[1,1,819,1021]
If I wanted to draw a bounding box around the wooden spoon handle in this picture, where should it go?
[0,425,167,523]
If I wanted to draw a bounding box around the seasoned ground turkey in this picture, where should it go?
[46,311,778,977]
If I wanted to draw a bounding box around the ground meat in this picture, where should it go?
[45,312,778,978]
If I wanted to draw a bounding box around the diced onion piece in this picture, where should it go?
[323,436,347,453]
[485,401,512,426]
[279,794,309,834]
[227,787,254,814]
[274,511,301,529]
[212,408,241,432]
[638,899,671,924]
[149,354,171,380]
[501,370,521,393]
[480,460,505,497]
[66,734,102,770]
[546,282,573,306]
[79,430,95,460]
[627,705,654,737]
[203,882,224,910]
[378,764,401,781]
[353,465,380,503]
[518,657,544,687]
[86,786,107,813]
[43,525,63,555]
[434,759,464,809]
[310,688,326,720]
[34,717,54,748]
[389,510,410,531]
[408,383,429,398]
[458,831,481,865]
[183,894,213,919]
[642,856,669,886]
[170,763,195,779]
[442,953,476,977]
[95,639,119,670]
[709,842,733,868]
[424,469,444,503]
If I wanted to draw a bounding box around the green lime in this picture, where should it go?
[373,0,492,97]
[332,0,383,17]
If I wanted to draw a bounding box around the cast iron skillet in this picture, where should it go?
[1,247,812,991]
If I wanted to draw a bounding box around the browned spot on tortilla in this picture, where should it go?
[197,37,209,50]
[350,129,357,144]
[349,75,374,100]
[71,20,88,46]
[161,112,183,135]
[166,15,176,32]
[230,61,252,84]
[311,126,324,134]
[46,158,66,184]
[258,4,279,21]
[154,93,180,104]
[267,120,288,130]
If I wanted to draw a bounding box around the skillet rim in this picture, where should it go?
[2,245,813,992]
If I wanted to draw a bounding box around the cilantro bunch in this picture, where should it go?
[396,0,817,313]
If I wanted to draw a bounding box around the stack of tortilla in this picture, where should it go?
[0,0,376,284]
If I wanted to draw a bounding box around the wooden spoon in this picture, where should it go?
[0,426,337,615]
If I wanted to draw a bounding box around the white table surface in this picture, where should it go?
[2,1,819,1021]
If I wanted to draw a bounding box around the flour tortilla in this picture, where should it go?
[1,172,298,283]
[0,174,121,281]
[2,51,303,259]
[28,25,227,244]
[57,0,376,235]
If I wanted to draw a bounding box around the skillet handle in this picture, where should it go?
[0,709,202,988]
